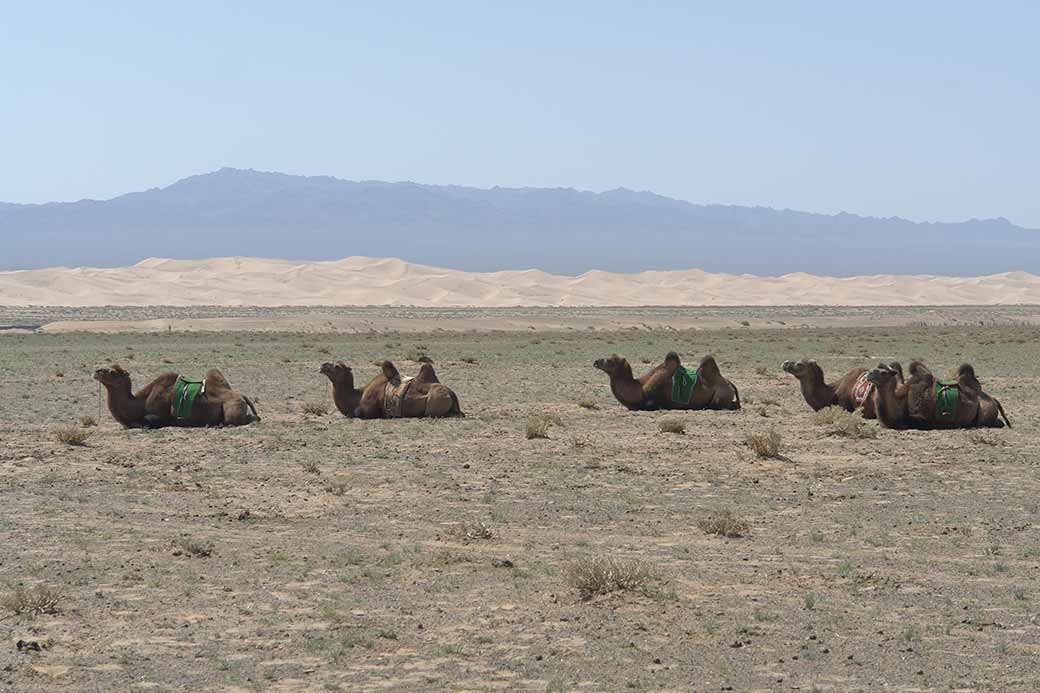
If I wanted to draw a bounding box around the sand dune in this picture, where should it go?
[1,256,1038,307]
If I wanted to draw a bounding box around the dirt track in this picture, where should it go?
[2,314,1039,690]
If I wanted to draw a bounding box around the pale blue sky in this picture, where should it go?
[3,2,1038,226]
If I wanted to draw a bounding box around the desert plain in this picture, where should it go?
[2,305,1040,691]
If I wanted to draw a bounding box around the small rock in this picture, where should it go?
[491,558,514,568]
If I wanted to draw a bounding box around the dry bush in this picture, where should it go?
[172,537,213,558]
[78,415,97,427]
[567,556,661,600]
[1,585,61,617]
[569,434,592,449]
[456,520,494,542]
[460,357,478,364]
[755,366,770,376]
[524,413,559,440]
[577,399,600,410]
[746,427,782,458]
[301,401,330,416]
[53,424,90,446]
[698,509,750,538]
[658,418,686,434]
[325,478,350,495]
[812,406,876,438]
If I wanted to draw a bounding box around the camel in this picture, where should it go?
[954,364,1011,428]
[868,361,1008,429]
[319,361,365,417]
[93,364,259,428]
[866,363,912,429]
[904,361,1009,429]
[781,358,878,418]
[354,361,463,419]
[593,352,740,411]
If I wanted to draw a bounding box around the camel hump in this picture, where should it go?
[696,354,723,384]
[204,368,232,391]
[908,360,933,382]
[415,363,440,383]
[957,363,982,391]
[381,360,401,383]
[665,351,681,366]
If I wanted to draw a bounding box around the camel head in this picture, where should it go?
[93,364,131,388]
[319,361,355,388]
[867,363,900,388]
[593,355,632,379]
[781,358,821,381]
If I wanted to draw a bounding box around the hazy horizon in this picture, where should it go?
[3,3,1039,226]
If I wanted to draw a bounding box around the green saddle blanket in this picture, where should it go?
[671,366,699,404]
[173,376,204,419]
[934,380,958,420]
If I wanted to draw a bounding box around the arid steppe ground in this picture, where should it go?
[2,306,1040,691]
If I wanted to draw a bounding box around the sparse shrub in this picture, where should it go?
[698,509,750,538]
[408,350,433,363]
[569,435,592,449]
[78,415,97,427]
[53,371,64,378]
[172,537,213,558]
[524,413,558,440]
[325,478,349,495]
[456,521,494,541]
[813,407,876,439]
[1,585,61,616]
[460,357,478,364]
[53,424,90,446]
[566,556,661,600]
[658,418,686,434]
[302,401,329,416]
[577,399,600,410]
[755,366,769,376]
[746,427,782,459]
[302,461,321,475]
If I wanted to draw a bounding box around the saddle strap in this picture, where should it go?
[382,377,415,418]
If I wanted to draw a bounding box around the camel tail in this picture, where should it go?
[243,395,261,422]
[729,381,741,410]
[996,399,1011,428]
[449,391,465,417]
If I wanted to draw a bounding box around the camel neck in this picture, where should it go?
[104,381,145,427]
[799,375,835,410]
[610,372,644,409]
[331,381,361,417]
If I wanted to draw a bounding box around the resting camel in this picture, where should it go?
[867,361,1009,429]
[93,364,259,428]
[866,363,911,429]
[593,352,740,411]
[354,361,463,419]
[781,358,892,418]
[319,361,365,417]
[904,361,1009,429]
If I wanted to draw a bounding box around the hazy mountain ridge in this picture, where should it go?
[1,168,1035,275]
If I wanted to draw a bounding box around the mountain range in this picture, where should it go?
[2,168,1037,276]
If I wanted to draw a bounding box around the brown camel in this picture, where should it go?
[93,364,259,428]
[955,364,1011,428]
[354,361,463,419]
[593,352,740,411]
[866,363,911,429]
[781,358,878,418]
[904,361,1008,429]
[319,361,365,417]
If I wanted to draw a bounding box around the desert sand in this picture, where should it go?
[2,256,1039,307]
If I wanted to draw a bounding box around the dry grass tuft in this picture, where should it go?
[53,424,91,446]
[746,427,783,459]
[577,399,600,410]
[78,415,98,427]
[524,413,559,440]
[325,478,350,495]
[567,556,661,601]
[658,418,686,434]
[301,401,330,416]
[172,537,213,558]
[456,520,494,541]
[698,509,751,538]
[1,585,62,617]
[812,407,876,438]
